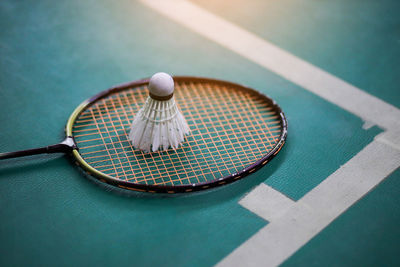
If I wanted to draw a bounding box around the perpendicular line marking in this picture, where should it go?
[219,140,400,267]
[239,183,296,222]
[140,0,400,137]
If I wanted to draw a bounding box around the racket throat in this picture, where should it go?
[49,136,78,153]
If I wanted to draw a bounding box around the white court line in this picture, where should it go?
[376,130,400,151]
[141,0,400,137]
[239,183,295,222]
[140,0,400,266]
[219,139,400,267]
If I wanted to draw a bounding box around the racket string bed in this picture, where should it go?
[72,79,285,190]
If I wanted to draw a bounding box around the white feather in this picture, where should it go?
[129,96,190,152]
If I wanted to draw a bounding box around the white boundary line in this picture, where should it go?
[229,138,400,267]
[140,0,400,266]
[239,183,296,222]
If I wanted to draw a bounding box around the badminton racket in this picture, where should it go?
[0,77,287,193]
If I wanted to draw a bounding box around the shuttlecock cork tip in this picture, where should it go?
[148,72,174,100]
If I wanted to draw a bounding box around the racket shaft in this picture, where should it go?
[0,142,73,160]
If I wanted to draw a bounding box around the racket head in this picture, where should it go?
[66,77,287,193]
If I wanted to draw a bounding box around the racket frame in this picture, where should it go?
[66,77,287,193]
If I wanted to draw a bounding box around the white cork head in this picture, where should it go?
[148,72,174,97]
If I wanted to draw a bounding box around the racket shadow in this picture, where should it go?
[0,154,69,177]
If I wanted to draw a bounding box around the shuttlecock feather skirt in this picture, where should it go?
[129,97,190,152]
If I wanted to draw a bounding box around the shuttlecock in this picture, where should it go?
[128,72,190,152]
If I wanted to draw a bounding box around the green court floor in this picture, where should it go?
[1,0,399,266]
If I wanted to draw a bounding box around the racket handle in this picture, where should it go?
[0,137,76,160]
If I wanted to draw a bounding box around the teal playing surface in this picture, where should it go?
[0,0,399,266]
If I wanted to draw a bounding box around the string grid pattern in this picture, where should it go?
[72,81,282,186]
